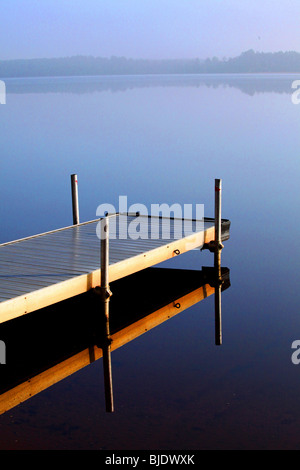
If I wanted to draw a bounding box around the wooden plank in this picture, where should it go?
[0,271,100,323]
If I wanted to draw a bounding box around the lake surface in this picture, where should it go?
[0,73,300,450]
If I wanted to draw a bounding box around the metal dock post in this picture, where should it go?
[71,174,80,225]
[214,178,223,346]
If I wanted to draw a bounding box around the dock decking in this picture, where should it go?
[0,214,230,324]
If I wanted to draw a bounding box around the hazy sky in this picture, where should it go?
[2,0,300,60]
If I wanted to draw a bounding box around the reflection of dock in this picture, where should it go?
[0,266,230,415]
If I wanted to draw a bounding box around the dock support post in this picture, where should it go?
[100,217,114,412]
[214,179,223,346]
[214,178,222,276]
[71,174,80,225]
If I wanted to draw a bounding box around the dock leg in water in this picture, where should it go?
[99,217,114,412]
[214,179,223,346]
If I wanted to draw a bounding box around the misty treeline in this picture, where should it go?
[1,50,300,77]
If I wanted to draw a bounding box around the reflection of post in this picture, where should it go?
[214,179,223,346]
[215,281,222,346]
[100,217,114,412]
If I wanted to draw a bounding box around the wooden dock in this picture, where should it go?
[0,213,230,324]
[0,177,231,412]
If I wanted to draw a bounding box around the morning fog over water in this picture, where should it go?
[0,74,299,450]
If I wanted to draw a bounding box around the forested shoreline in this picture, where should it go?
[1,50,300,77]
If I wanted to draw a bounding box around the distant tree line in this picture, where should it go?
[202,49,300,73]
[1,50,300,78]
[0,56,203,77]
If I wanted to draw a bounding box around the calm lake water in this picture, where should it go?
[0,74,300,450]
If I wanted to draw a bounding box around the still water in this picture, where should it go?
[0,74,299,450]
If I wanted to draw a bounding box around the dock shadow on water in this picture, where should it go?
[0,265,230,416]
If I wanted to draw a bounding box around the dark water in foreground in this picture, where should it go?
[0,74,299,450]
